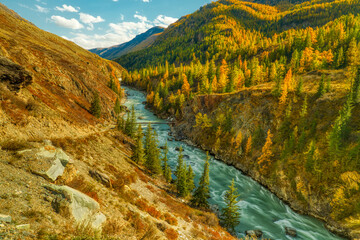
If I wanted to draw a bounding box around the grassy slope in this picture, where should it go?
[0,3,123,141]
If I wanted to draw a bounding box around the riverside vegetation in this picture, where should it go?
[117,0,360,238]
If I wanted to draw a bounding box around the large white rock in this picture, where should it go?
[46,159,66,182]
[0,214,11,223]
[45,185,106,229]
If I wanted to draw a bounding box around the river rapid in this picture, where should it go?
[123,86,343,240]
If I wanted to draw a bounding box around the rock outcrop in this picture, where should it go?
[0,56,32,91]
[45,184,106,230]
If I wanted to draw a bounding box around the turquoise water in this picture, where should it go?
[123,86,344,240]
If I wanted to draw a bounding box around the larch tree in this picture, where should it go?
[257,129,274,175]
[218,59,228,92]
[181,74,191,96]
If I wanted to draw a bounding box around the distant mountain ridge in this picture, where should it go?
[89,26,165,60]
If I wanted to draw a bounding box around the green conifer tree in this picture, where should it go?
[145,129,162,175]
[90,92,101,118]
[162,142,172,183]
[175,146,188,197]
[191,153,210,209]
[315,75,326,99]
[114,97,121,115]
[132,125,144,164]
[221,179,241,235]
[187,165,195,194]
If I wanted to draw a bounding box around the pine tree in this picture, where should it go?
[162,142,172,183]
[125,105,136,137]
[175,146,188,197]
[192,153,210,209]
[117,116,125,132]
[90,92,101,118]
[295,77,303,96]
[114,97,121,115]
[132,125,144,164]
[305,140,316,172]
[187,165,195,194]
[221,179,241,234]
[352,67,360,103]
[315,75,326,99]
[328,95,353,158]
[145,129,162,175]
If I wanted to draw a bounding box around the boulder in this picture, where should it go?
[0,56,32,91]
[285,227,297,237]
[183,155,190,159]
[160,146,166,150]
[175,147,181,151]
[0,214,11,223]
[138,116,145,120]
[16,224,30,230]
[245,230,263,238]
[89,170,112,188]
[45,185,106,230]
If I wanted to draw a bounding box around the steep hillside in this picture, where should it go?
[0,3,124,141]
[119,0,360,238]
[0,4,237,240]
[90,26,165,60]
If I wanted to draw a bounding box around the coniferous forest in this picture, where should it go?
[116,0,360,234]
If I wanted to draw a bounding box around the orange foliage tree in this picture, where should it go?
[257,130,273,174]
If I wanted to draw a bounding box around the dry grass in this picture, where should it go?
[66,175,100,203]
[0,139,32,151]
[164,228,179,240]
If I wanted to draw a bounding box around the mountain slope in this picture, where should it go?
[119,0,360,238]
[0,4,236,240]
[116,0,360,70]
[0,3,124,140]
[90,26,165,60]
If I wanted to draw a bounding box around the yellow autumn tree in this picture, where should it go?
[218,59,228,92]
[211,76,218,93]
[245,135,252,156]
[257,130,273,174]
[279,69,293,108]
[181,74,191,96]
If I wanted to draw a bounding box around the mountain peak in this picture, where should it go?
[90,26,165,60]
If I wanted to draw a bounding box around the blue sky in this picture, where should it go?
[1,0,212,49]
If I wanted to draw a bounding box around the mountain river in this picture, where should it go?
[123,86,343,240]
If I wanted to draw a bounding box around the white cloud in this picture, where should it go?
[113,0,119,2]
[134,14,148,22]
[63,14,178,49]
[51,15,84,30]
[79,13,105,31]
[35,5,48,13]
[55,4,79,13]
[153,15,177,28]
[143,0,150,2]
